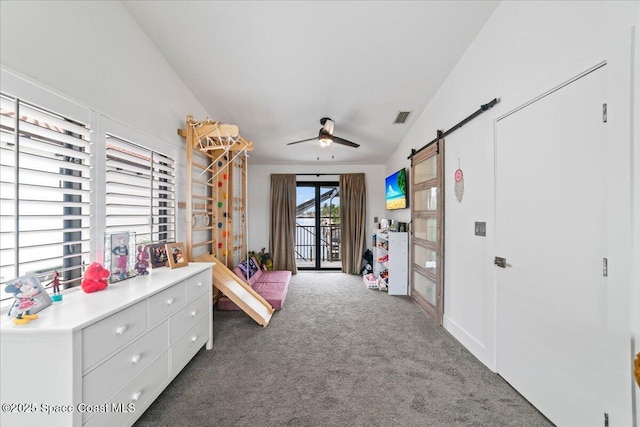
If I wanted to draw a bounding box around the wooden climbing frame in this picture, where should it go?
[178,115,252,272]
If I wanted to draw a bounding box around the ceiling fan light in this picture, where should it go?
[319,137,332,147]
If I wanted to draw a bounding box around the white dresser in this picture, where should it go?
[0,263,214,427]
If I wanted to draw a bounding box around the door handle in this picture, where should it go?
[494,256,507,268]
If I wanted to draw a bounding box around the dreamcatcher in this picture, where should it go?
[454,159,464,203]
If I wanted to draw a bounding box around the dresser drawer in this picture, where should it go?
[185,269,210,302]
[169,293,210,345]
[83,351,169,427]
[82,321,169,421]
[170,315,209,375]
[148,281,185,327]
[83,301,147,371]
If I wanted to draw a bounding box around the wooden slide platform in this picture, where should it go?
[193,254,274,327]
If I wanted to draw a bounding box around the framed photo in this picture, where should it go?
[4,274,52,320]
[149,242,170,268]
[166,242,188,269]
[104,232,137,283]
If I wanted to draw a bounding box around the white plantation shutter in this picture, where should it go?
[0,93,91,299]
[105,134,176,245]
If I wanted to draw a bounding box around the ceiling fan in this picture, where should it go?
[286,117,360,148]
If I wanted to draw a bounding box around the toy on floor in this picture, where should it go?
[136,245,150,275]
[360,249,373,274]
[5,278,42,324]
[363,273,377,289]
[82,262,110,293]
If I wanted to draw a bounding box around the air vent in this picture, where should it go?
[394,111,412,124]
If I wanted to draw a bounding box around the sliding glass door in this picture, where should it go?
[295,182,341,270]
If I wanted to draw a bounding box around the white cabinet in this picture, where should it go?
[0,263,213,427]
[375,231,408,295]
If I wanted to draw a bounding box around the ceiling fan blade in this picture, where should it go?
[286,136,318,145]
[331,135,360,148]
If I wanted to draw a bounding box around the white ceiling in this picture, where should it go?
[123,1,498,164]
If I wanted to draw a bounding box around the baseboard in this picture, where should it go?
[443,314,495,372]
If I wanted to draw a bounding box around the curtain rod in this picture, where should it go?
[408,97,499,160]
[296,173,339,176]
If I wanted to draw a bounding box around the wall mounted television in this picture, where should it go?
[385,168,408,210]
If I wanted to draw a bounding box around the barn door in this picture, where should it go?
[495,64,607,426]
[410,142,444,323]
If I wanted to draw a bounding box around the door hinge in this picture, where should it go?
[604,412,609,427]
[494,256,507,268]
[603,258,608,277]
[602,103,607,123]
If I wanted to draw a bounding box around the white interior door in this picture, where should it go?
[495,64,606,426]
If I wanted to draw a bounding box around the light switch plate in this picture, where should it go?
[475,222,486,236]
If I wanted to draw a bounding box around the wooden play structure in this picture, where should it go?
[179,115,252,268]
[193,254,274,327]
[180,116,275,326]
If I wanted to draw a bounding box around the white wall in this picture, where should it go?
[0,0,209,243]
[385,1,639,424]
[247,164,385,258]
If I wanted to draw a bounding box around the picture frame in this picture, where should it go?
[148,242,170,268]
[104,231,137,283]
[166,242,188,269]
[4,274,52,320]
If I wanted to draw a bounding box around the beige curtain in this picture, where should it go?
[269,174,298,274]
[340,173,366,274]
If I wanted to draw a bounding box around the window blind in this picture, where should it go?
[0,93,91,299]
[105,134,176,246]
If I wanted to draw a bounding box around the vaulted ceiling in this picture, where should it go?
[123,1,499,164]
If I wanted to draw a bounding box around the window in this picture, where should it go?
[0,80,178,305]
[105,134,176,247]
[0,93,91,300]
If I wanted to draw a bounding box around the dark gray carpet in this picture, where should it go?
[135,272,552,426]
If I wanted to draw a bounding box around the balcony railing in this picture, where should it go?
[295,218,341,266]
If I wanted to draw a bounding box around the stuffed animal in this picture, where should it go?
[136,245,150,275]
[82,262,110,293]
[634,352,640,388]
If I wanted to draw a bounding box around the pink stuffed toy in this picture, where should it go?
[82,262,110,293]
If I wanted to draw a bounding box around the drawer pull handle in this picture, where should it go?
[131,391,142,402]
[197,281,203,287]
[166,298,175,305]
[191,310,198,317]
[132,354,142,364]
[115,325,128,335]
[191,335,198,343]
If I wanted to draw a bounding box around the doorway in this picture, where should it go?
[495,64,607,425]
[295,181,341,270]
